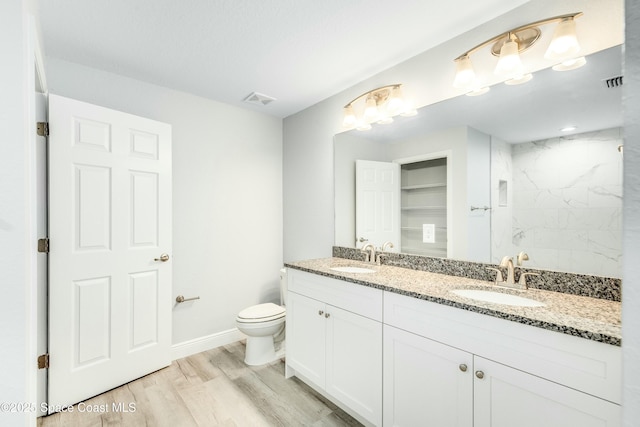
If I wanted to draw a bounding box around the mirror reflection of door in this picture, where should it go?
[355,160,400,251]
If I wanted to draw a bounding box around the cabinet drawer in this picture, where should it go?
[384,291,621,404]
[288,269,383,321]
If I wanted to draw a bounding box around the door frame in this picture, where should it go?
[26,12,49,419]
[393,150,453,258]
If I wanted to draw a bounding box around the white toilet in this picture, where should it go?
[236,268,287,365]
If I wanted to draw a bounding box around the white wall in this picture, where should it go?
[0,2,30,425]
[622,1,640,425]
[44,58,283,350]
[511,128,623,277]
[466,128,492,263]
[1,2,42,425]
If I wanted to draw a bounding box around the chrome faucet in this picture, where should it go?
[361,243,376,263]
[488,255,537,290]
[499,256,521,289]
[517,251,529,266]
[375,241,394,264]
[518,272,540,288]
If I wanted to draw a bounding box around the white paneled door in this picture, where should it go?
[48,95,172,410]
[355,160,400,250]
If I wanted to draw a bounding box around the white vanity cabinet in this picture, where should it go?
[473,356,620,427]
[286,269,383,426]
[383,291,621,427]
[383,325,473,426]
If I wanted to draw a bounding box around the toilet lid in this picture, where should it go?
[237,303,285,322]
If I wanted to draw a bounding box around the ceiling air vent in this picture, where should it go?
[243,92,276,106]
[604,75,623,88]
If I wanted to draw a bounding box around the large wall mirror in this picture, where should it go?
[334,45,623,278]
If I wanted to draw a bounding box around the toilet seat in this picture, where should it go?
[237,303,285,323]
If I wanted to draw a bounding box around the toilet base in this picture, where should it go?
[244,336,286,366]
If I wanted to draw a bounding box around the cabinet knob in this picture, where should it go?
[325,313,330,318]
[475,370,485,379]
[318,310,324,316]
[459,364,468,372]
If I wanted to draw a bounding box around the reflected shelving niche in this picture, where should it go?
[400,158,448,257]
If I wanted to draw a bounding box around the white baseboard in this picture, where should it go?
[171,328,245,360]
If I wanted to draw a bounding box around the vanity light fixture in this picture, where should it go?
[342,84,417,131]
[453,12,585,95]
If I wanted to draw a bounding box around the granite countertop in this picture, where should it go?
[285,257,622,346]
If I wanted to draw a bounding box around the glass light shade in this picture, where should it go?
[399,99,417,116]
[363,96,379,123]
[386,86,405,116]
[342,105,356,128]
[494,39,524,78]
[453,56,476,89]
[552,56,586,71]
[545,18,580,61]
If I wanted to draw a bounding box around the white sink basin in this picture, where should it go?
[451,289,545,307]
[330,266,376,274]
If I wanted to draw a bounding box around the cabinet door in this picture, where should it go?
[474,357,621,427]
[286,291,326,388]
[383,325,473,427]
[326,305,383,426]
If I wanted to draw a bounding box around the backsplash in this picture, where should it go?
[332,246,621,302]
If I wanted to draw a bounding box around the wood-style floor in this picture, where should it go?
[38,341,362,427]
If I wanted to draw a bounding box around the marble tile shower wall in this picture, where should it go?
[511,128,623,278]
[490,138,513,265]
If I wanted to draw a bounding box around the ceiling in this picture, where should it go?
[35,0,530,118]
[354,45,623,144]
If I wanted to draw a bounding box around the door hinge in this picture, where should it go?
[38,238,49,253]
[37,121,49,137]
[37,354,49,369]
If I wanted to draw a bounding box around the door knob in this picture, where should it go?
[459,364,468,372]
[154,253,170,262]
[475,370,485,379]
